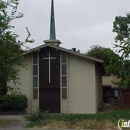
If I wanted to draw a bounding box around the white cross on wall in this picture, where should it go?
[43,52,56,83]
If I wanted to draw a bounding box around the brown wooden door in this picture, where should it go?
[39,88,60,113]
[39,47,60,113]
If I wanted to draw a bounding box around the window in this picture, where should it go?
[33,89,38,99]
[62,53,66,63]
[62,76,67,87]
[33,52,38,64]
[33,65,38,75]
[62,65,67,75]
[33,77,38,87]
[61,52,67,99]
[33,52,38,99]
[62,88,67,99]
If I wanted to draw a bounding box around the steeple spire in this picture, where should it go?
[44,0,61,46]
[50,0,56,40]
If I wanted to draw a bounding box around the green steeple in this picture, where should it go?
[44,0,61,46]
[50,0,56,40]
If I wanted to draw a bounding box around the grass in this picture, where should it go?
[25,109,130,129]
[51,109,130,123]
[0,120,18,128]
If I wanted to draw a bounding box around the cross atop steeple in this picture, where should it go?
[44,0,61,46]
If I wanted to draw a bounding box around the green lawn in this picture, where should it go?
[25,109,130,129]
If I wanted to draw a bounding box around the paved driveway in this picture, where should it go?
[0,115,28,129]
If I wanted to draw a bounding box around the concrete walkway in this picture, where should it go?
[0,115,28,129]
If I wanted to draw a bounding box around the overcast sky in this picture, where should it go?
[6,0,130,52]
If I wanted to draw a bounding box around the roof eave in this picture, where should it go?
[22,44,103,63]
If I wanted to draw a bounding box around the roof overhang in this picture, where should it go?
[22,44,103,63]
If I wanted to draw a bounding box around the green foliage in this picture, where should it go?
[113,13,130,58]
[26,109,130,128]
[51,109,130,122]
[25,108,49,122]
[0,0,34,95]
[86,44,130,89]
[2,93,28,111]
[71,48,81,53]
[108,58,130,89]
[26,120,47,128]
[112,13,130,89]
[86,45,120,75]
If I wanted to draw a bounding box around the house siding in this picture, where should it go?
[68,54,97,114]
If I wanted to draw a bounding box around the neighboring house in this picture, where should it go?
[102,76,121,104]
[123,89,130,106]
[102,76,120,88]
[9,0,105,114]
[102,76,130,106]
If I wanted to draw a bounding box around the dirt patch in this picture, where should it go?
[34,120,118,129]
[99,104,130,114]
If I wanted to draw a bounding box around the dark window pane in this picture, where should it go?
[62,65,67,75]
[33,65,38,75]
[33,89,38,99]
[33,77,38,87]
[33,52,38,64]
[62,88,67,99]
[62,76,67,87]
[62,53,66,63]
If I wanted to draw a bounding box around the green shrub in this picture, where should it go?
[25,108,49,122]
[2,93,28,111]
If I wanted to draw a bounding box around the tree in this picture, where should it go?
[71,48,81,53]
[108,58,130,89]
[86,45,120,75]
[113,13,130,58]
[112,13,130,89]
[86,45,130,89]
[0,0,33,95]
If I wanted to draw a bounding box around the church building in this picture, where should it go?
[10,0,105,114]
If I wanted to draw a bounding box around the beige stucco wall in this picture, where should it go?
[9,54,32,113]
[68,54,97,114]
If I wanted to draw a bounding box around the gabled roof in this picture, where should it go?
[22,44,103,63]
